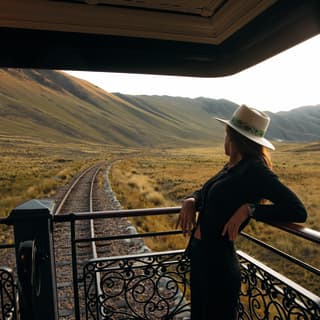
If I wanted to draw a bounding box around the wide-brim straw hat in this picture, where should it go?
[215,104,275,150]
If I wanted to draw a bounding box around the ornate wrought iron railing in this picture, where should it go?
[0,204,319,319]
[0,267,18,320]
[82,248,320,320]
[83,250,190,320]
[238,251,320,320]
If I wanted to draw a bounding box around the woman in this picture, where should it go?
[176,104,307,320]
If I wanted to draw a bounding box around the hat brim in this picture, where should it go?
[215,117,275,150]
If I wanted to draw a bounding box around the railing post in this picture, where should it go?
[9,199,58,320]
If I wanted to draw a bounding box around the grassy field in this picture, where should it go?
[0,138,319,294]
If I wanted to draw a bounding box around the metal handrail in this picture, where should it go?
[267,221,320,244]
[54,206,182,221]
[2,206,319,247]
[51,207,320,244]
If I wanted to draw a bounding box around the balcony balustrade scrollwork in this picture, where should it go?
[83,250,191,320]
[83,249,320,320]
[237,251,320,320]
[0,267,18,320]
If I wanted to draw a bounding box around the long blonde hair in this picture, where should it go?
[227,126,272,168]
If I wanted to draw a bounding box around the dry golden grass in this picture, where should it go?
[0,136,136,230]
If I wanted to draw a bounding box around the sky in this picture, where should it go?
[65,34,319,113]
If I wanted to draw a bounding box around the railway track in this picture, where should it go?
[53,162,110,319]
[53,161,145,319]
[54,163,103,215]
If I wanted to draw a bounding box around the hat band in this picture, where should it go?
[230,117,265,137]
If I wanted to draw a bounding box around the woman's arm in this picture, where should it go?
[222,160,307,240]
[250,163,307,223]
[176,197,197,237]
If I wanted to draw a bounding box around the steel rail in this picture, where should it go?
[88,164,104,308]
[89,164,103,258]
[54,165,96,215]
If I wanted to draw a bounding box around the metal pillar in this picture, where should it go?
[9,199,58,320]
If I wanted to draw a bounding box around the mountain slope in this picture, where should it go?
[268,107,320,141]
[0,69,319,147]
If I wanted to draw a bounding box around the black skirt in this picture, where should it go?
[188,237,240,320]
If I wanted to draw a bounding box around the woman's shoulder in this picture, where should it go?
[242,157,274,176]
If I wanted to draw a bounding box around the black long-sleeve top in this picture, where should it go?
[191,157,307,247]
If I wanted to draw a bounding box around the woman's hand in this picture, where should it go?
[222,204,250,240]
[176,198,196,237]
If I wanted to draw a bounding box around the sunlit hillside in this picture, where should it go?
[0,69,319,149]
[0,69,226,147]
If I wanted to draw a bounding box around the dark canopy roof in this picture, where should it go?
[0,0,319,76]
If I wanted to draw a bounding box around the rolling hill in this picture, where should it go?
[0,69,319,147]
